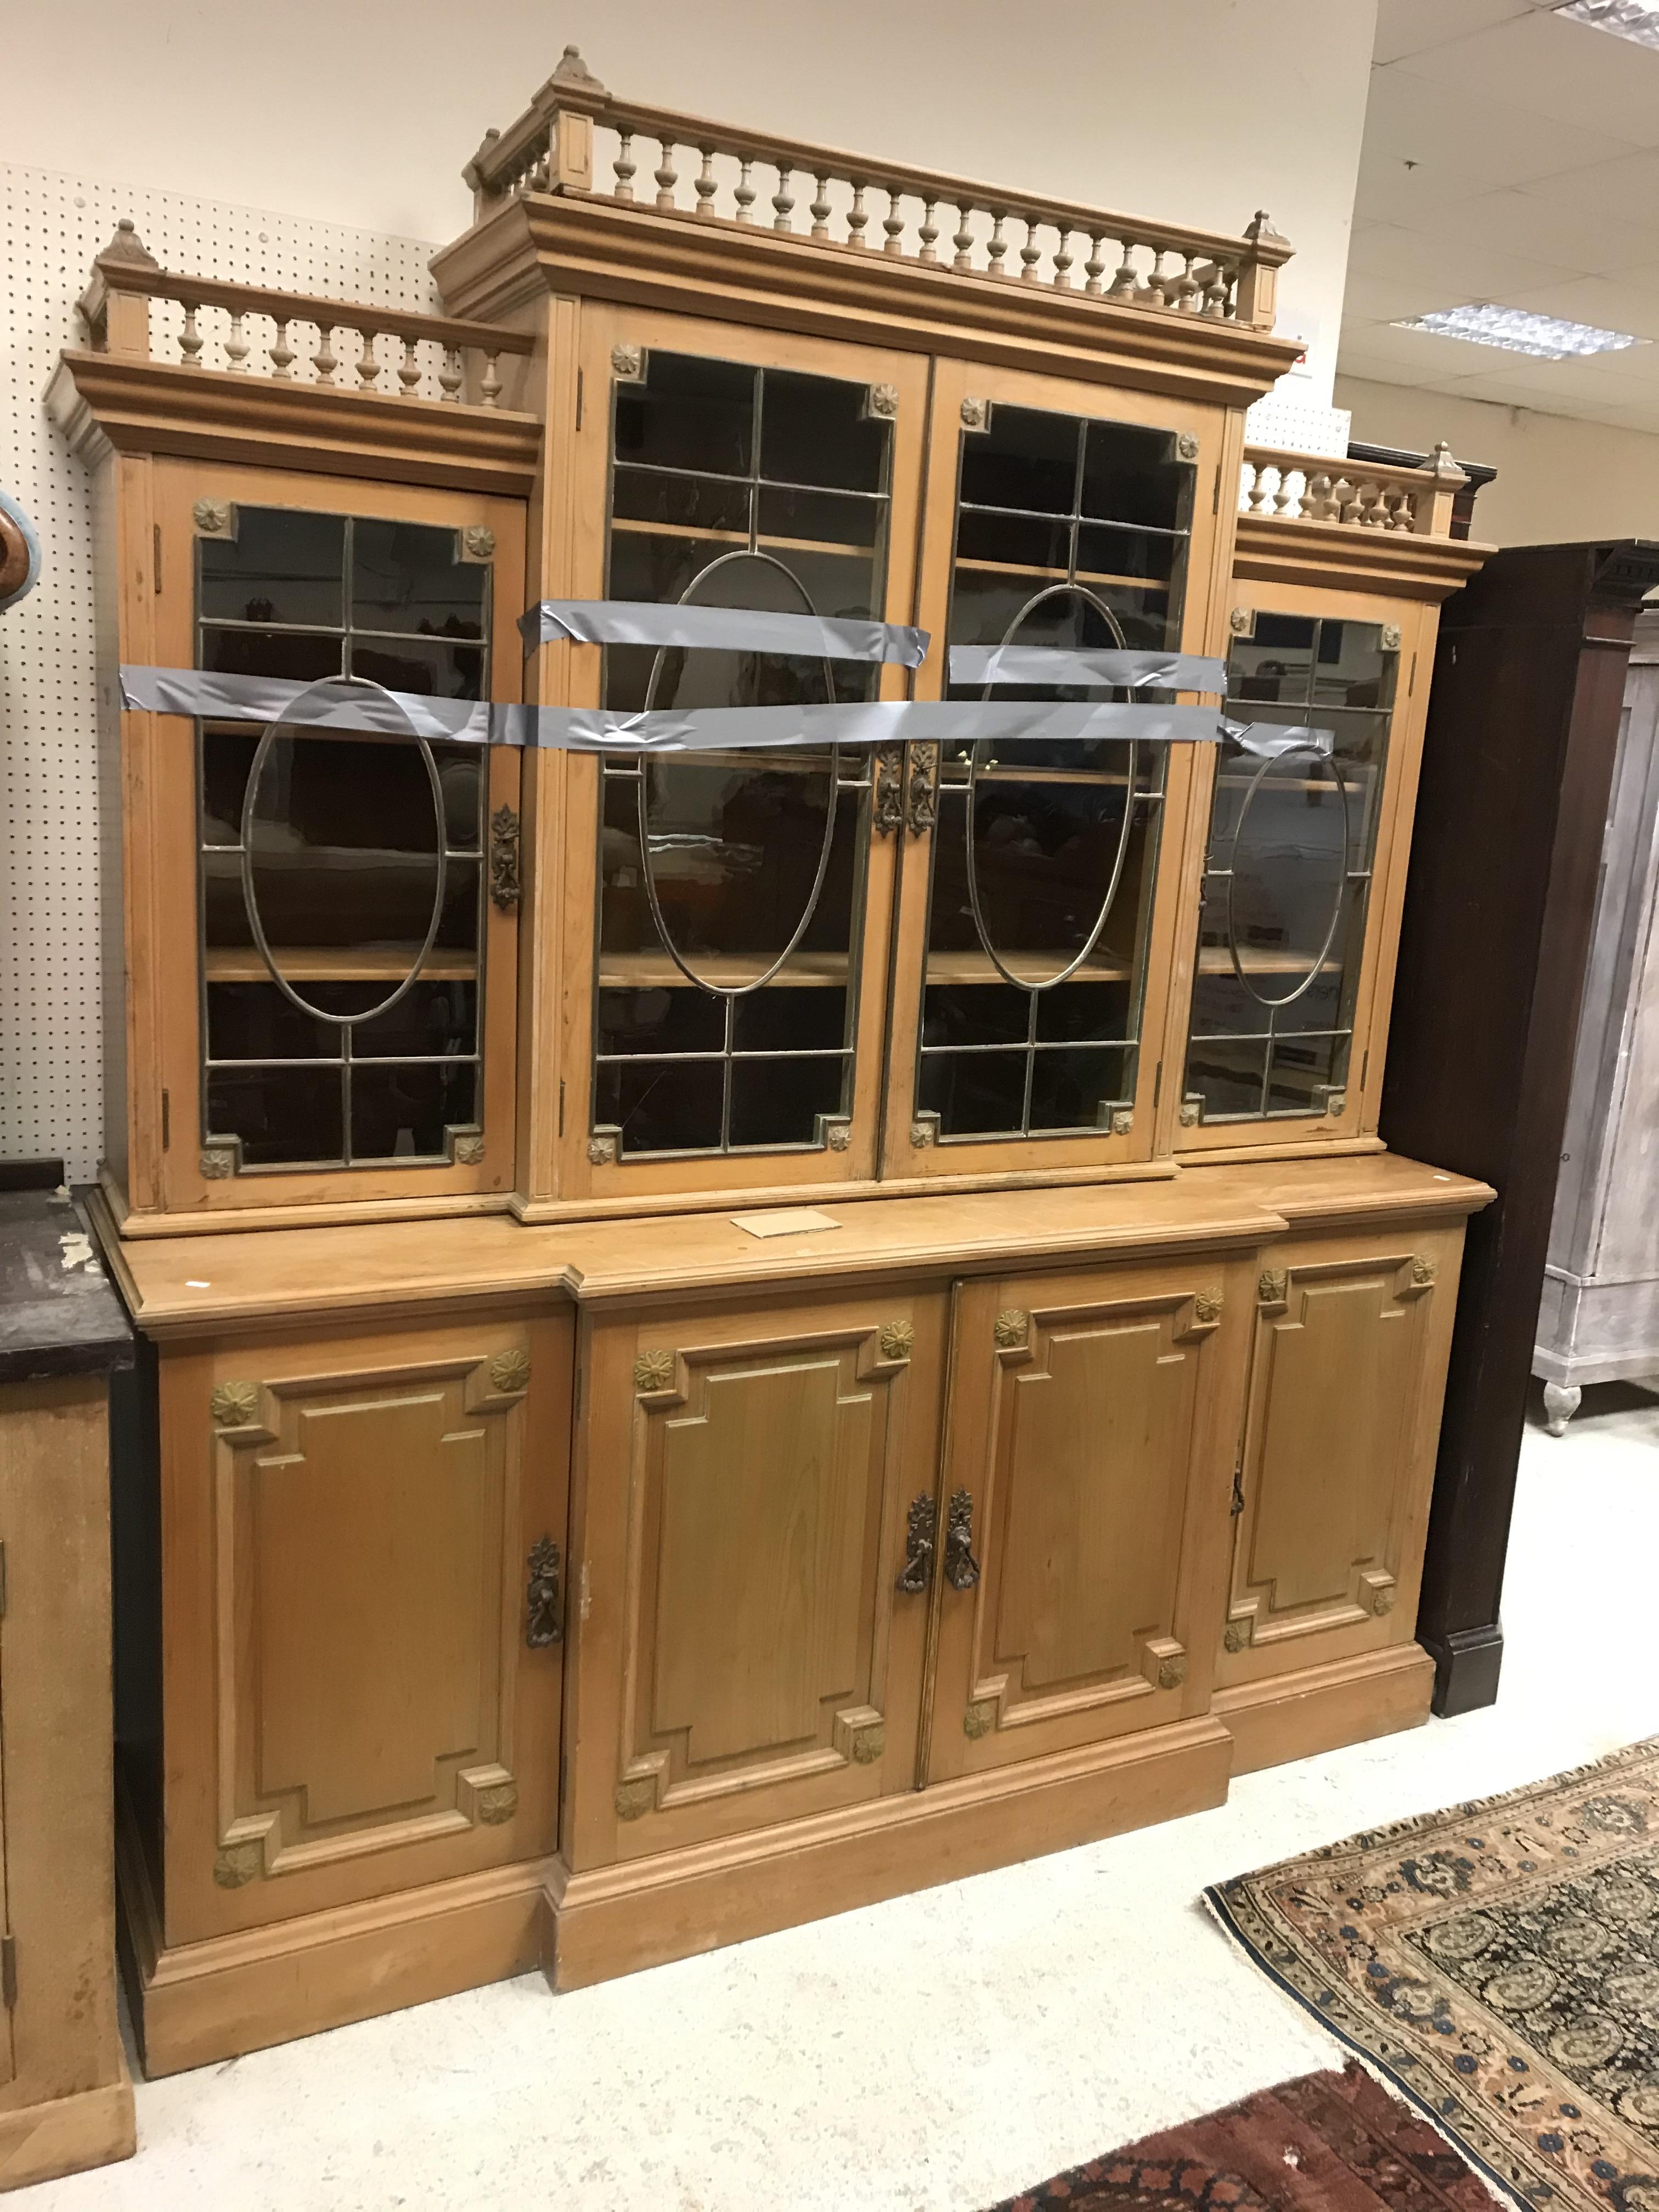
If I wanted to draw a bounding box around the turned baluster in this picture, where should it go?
[1175,255,1200,312]
[1238,461,1256,514]
[1358,480,1385,528]
[1145,252,1169,308]
[775,167,796,233]
[480,352,502,408]
[1084,235,1106,295]
[1203,262,1232,318]
[1304,472,1338,522]
[1053,230,1074,291]
[733,160,756,222]
[1394,488,1418,531]
[1019,218,1042,282]
[848,180,869,247]
[918,201,939,264]
[613,132,637,202]
[438,347,463,403]
[1337,478,1364,527]
[177,299,204,367]
[694,146,718,218]
[810,175,832,240]
[356,330,381,388]
[313,325,337,385]
[398,337,421,396]
[883,189,905,256]
[986,210,1009,277]
[1109,238,1139,300]
[1273,467,1300,518]
[654,140,678,212]
[953,205,975,273]
[1250,465,1279,517]
[268,318,295,379]
[224,312,249,372]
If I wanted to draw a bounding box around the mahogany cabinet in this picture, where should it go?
[60,43,1497,2068]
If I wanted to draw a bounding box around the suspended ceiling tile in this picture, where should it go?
[1374,0,1534,66]
[1330,313,1521,380]
[1513,147,1659,229]
[1385,9,1659,150]
[1363,64,1640,189]
[1499,272,1659,342]
[1407,186,1659,275]
[1346,220,1576,297]
[1352,142,1496,229]
[1340,269,1453,326]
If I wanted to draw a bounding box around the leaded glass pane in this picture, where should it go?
[1180,617,1398,1127]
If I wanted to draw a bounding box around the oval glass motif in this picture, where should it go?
[966,582,1136,992]
[1227,745,1350,1008]
[637,549,839,997]
[241,716,447,1025]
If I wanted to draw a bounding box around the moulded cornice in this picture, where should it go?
[46,351,543,497]
[431,193,1305,411]
[1232,513,1496,602]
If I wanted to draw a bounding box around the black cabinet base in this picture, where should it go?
[1420,1624,1504,1717]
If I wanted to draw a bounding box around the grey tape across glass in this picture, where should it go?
[519,597,930,667]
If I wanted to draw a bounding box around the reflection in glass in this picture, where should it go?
[593,351,891,1159]
[195,510,490,1170]
[918,401,1194,1140]
[1180,618,1398,1125]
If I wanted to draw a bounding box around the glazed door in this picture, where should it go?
[160,1313,571,1944]
[882,356,1231,1183]
[1176,585,1432,1151]
[1218,1224,1463,1679]
[553,305,927,1204]
[566,1288,944,1866]
[926,1253,1248,1784]
[148,460,526,1215]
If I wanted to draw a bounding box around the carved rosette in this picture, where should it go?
[611,342,644,380]
[1157,1652,1188,1691]
[1178,1098,1203,1127]
[589,1133,618,1166]
[850,1723,886,1765]
[963,1699,996,1740]
[1176,431,1200,461]
[614,1776,656,1821]
[993,1308,1029,1350]
[634,1348,676,1394]
[213,1839,262,1888]
[1257,1269,1288,1307]
[475,1782,519,1825]
[1381,622,1402,652]
[1193,1287,1224,1324]
[1229,605,1255,637]
[1370,1584,1397,1617]
[823,1119,852,1153]
[960,396,990,431]
[1223,1620,1251,1654]
[910,1119,936,1149]
[867,382,899,419]
[1325,1090,1347,1118]
[193,498,234,537]
[1110,1108,1134,1136]
[452,1133,486,1165]
[210,1381,259,1429]
[461,523,496,561]
[1410,1254,1437,1289]
[879,1320,914,1363]
[489,1348,531,1396]
[200,1147,236,1180]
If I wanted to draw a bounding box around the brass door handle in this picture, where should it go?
[526,1536,562,1647]
[943,1488,981,1591]
[895,1494,936,1594]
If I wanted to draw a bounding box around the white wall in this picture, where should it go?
[5,0,1377,404]
[1338,374,1659,547]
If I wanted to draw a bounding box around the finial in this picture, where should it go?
[99,217,159,268]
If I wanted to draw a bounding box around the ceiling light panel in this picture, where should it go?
[1391,303,1646,358]
[1554,1,1659,49]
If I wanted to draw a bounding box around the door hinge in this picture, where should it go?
[1230,1458,1246,1517]
[153,522,162,596]
[1,1935,16,2010]
[1360,1048,1370,1092]
[1409,651,1418,696]
[558,1078,566,1137]
[572,1361,582,1421]
[161,1087,171,1151]
[1152,1059,1163,1113]
[0,1541,8,1619]
[575,367,584,430]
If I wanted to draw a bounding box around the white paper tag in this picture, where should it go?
[729,1207,843,1239]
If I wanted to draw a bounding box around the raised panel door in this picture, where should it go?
[566,1289,944,1865]
[1218,1226,1462,1679]
[926,1255,1248,1784]
[161,1313,571,1943]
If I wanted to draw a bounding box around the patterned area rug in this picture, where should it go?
[982,2061,1500,2212]
[1206,1740,1659,2212]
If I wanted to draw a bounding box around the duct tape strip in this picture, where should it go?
[520,598,930,668]
[948,645,1226,691]
[1220,718,1335,759]
[120,669,1325,754]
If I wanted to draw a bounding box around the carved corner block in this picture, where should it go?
[963,1699,997,1740]
[1363,1572,1398,1617]
[460,523,496,562]
[452,1132,486,1165]
[209,1381,259,1429]
[910,1115,938,1150]
[611,342,645,380]
[879,1319,914,1363]
[1409,1252,1438,1289]
[993,1308,1029,1350]
[199,1147,236,1180]
[614,1775,656,1821]
[588,1133,618,1166]
[1192,1286,1224,1325]
[1380,622,1402,652]
[1156,1650,1188,1692]
[1223,1618,1252,1654]
[849,1723,885,1765]
[823,1117,853,1153]
[1229,605,1255,638]
[1178,1098,1203,1127]
[474,1782,519,1825]
[960,395,990,431]
[489,1348,531,1396]
[1176,430,1200,461]
[193,497,235,538]
[634,1348,676,1394]
[1257,1268,1288,1307]
[213,1839,263,1888]
[1110,1107,1134,1136]
[867,381,899,419]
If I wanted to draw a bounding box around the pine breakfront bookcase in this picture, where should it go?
[49,49,1494,2072]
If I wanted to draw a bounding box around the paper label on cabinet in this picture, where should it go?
[729,1208,843,1239]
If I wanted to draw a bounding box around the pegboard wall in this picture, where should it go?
[0,161,447,1182]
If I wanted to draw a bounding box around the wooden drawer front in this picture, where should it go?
[927,1258,1246,1784]
[163,1316,571,1943]
[1220,1227,1462,1679]
[568,1292,943,1866]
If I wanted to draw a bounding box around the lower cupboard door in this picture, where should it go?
[161,1314,571,1945]
[926,1259,1245,1786]
[566,1291,944,1867]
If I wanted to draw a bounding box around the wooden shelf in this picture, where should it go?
[597,950,850,990]
[205,945,477,984]
[953,557,1169,591]
[926,950,1133,986]
[611,520,878,560]
[1196,945,1341,977]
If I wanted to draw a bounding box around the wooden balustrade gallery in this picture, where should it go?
[461,45,1294,329]
[1240,442,1468,537]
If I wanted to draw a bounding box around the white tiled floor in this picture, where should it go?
[34,1381,1659,2211]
